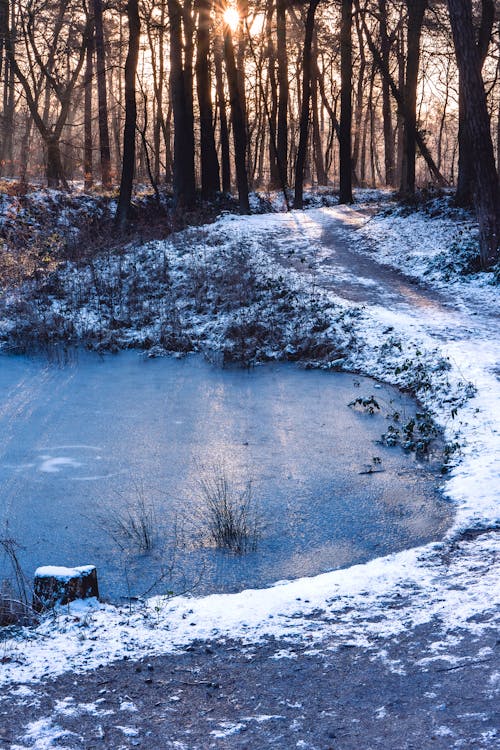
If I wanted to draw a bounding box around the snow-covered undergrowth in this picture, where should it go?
[354,195,499,298]
[0,197,498,687]
[0,216,359,362]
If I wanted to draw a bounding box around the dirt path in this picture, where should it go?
[1,206,499,749]
[1,595,498,749]
[271,207,452,312]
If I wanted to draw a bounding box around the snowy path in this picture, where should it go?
[1,204,499,749]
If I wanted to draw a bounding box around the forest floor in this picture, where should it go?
[0,196,499,749]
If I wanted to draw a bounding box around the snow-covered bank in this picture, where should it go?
[1,201,498,688]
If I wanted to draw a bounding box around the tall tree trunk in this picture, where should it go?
[455,0,494,207]
[0,0,11,175]
[266,0,280,188]
[293,0,319,209]
[153,0,166,184]
[276,0,288,186]
[83,32,93,190]
[223,21,249,213]
[214,13,231,192]
[378,0,395,186]
[400,0,427,196]
[115,0,140,228]
[351,10,365,185]
[1,57,14,175]
[196,0,220,198]
[311,50,327,185]
[0,0,7,81]
[447,0,500,268]
[168,0,196,208]
[339,0,353,203]
[93,0,112,188]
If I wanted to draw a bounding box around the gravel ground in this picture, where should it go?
[1,614,498,749]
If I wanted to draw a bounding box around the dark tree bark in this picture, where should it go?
[455,0,494,207]
[195,0,220,198]
[214,13,231,193]
[311,47,327,185]
[276,0,288,186]
[83,32,93,190]
[93,0,112,188]
[115,0,140,228]
[293,0,320,209]
[168,0,196,208]
[395,20,405,185]
[223,21,250,213]
[339,0,353,203]
[146,0,166,185]
[351,9,365,185]
[266,0,280,188]
[447,0,500,268]
[0,0,12,174]
[0,0,7,80]
[378,0,395,186]
[400,0,427,196]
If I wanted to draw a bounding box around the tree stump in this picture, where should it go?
[33,565,99,612]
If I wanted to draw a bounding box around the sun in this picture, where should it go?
[223,6,240,33]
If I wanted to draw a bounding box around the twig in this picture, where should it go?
[434,658,493,673]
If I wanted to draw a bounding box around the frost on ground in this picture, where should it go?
[0,195,498,747]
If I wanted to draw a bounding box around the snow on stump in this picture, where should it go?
[33,565,99,612]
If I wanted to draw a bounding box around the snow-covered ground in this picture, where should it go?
[1,198,498,697]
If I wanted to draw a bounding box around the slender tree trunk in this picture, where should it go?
[93,0,112,188]
[0,0,10,175]
[154,0,166,183]
[168,0,196,208]
[196,0,220,198]
[400,0,427,196]
[311,54,327,185]
[293,0,319,209]
[183,0,195,186]
[396,21,405,185]
[447,0,500,268]
[0,57,14,176]
[339,0,353,203]
[164,100,173,184]
[214,14,231,192]
[0,0,6,82]
[83,33,93,190]
[276,0,288,186]
[378,0,395,186]
[351,10,365,185]
[115,0,140,228]
[223,22,249,212]
[266,0,280,188]
[19,112,32,184]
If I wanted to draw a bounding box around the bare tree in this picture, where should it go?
[339,0,353,203]
[115,0,140,228]
[223,13,250,213]
[293,0,320,209]
[196,0,220,198]
[447,0,500,269]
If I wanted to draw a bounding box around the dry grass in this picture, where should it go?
[195,463,260,554]
[0,536,37,627]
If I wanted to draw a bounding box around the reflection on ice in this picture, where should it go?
[0,351,453,599]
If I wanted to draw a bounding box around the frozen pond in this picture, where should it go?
[0,352,453,600]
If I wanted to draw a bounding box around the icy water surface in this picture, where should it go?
[0,352,453,599]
